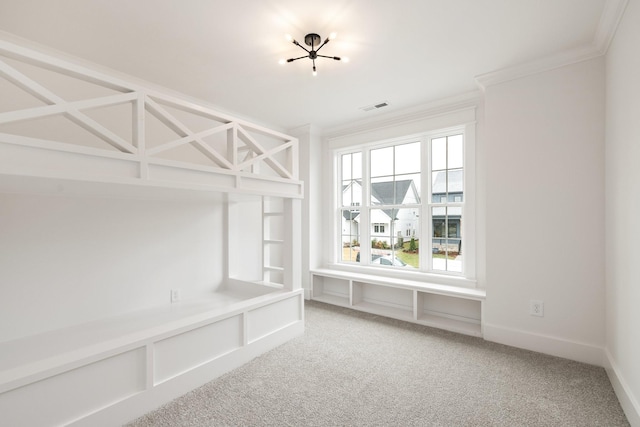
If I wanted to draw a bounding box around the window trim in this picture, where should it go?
[332,123,477,286]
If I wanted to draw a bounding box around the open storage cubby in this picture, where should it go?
[311,268,485,337]
[352,281,414,322]
[311,275,350,307]
[262,197,286,285]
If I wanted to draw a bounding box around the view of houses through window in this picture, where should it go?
[339,132,464,274]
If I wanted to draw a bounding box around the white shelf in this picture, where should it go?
[310,269,485,337]
[416,312,481,336]
[312,293,350,307]
[311,268,485,300]
[353,301,414,322]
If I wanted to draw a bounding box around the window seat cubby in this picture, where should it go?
[310,268,485,337]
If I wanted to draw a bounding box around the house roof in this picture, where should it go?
[432,170,463,194]
[371,179,417,205]
[343,210,360,221]
[370,179,418,221]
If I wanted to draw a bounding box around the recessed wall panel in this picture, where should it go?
[0,347,145,427]
[247,296,301,343]
[154,315,242,384]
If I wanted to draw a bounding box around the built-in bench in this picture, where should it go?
[310,268,485,337]
[0,285,303,426]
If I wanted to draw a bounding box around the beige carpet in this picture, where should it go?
[127,300,629,426]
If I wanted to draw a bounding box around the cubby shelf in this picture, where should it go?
[311,268,485,337]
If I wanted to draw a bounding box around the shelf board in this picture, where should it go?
[353,301,414,322]
[312,293,349,307]
[311,268,485,301]
[310,269,484,338]
[416,313,482,337]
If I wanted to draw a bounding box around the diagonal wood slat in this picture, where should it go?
[0,39,300,193]
[145,98,233,170]
[236,141,294,177]
[0,59,137,154]
[0,92,138,125]
[236,126,293,179]
[146,123,234,156]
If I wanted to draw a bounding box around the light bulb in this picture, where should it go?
[342,56,350,63]
[312,69,318,76]
[278,58,286,65]
[329,32,337,40]
[285,34,293,42]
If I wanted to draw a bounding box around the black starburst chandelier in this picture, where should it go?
[279,32,346,76]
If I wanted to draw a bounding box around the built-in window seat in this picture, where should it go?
[310,268,485,337]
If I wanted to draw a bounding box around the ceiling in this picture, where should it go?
[0,0,611,132]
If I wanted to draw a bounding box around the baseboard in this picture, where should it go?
[483,323,604,366]
[604,348,640,426]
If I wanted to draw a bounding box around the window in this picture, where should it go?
[340,152,362,263]
[430,134,463,273]
[337,129,470,276]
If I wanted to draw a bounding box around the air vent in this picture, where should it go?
[360,101,389,112]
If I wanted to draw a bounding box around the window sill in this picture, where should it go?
[323,263,479,291]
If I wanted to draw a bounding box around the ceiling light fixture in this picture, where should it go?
[279,32,345,76]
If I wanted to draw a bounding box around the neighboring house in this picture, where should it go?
[431,169,463,254]
[343,173,464,252]
[342,179,420,247]
[342,180,362,245]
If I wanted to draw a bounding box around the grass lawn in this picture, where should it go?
[396,251,419,268]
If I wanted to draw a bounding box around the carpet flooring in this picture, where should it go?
[127,300,629,426]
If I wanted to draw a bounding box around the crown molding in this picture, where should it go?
[475,0,629,91]
[474,44,601,91]
[593,0,629,54]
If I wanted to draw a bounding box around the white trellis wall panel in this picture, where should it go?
[0,39,302,199]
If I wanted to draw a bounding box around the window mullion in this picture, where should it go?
[361,147,371,265]
[422,135,431,273]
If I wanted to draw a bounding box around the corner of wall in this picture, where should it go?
[604,349,640,426]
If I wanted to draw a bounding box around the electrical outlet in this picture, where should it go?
[171,288,181,303]
[530,300,544,317]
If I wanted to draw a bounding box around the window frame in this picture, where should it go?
[333,124,476,284]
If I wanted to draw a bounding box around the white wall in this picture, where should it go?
[482,57,606,364]
[227,194,263,282]
[290,124,322,298]
[605,0,640,424]
[0,192,224,342]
